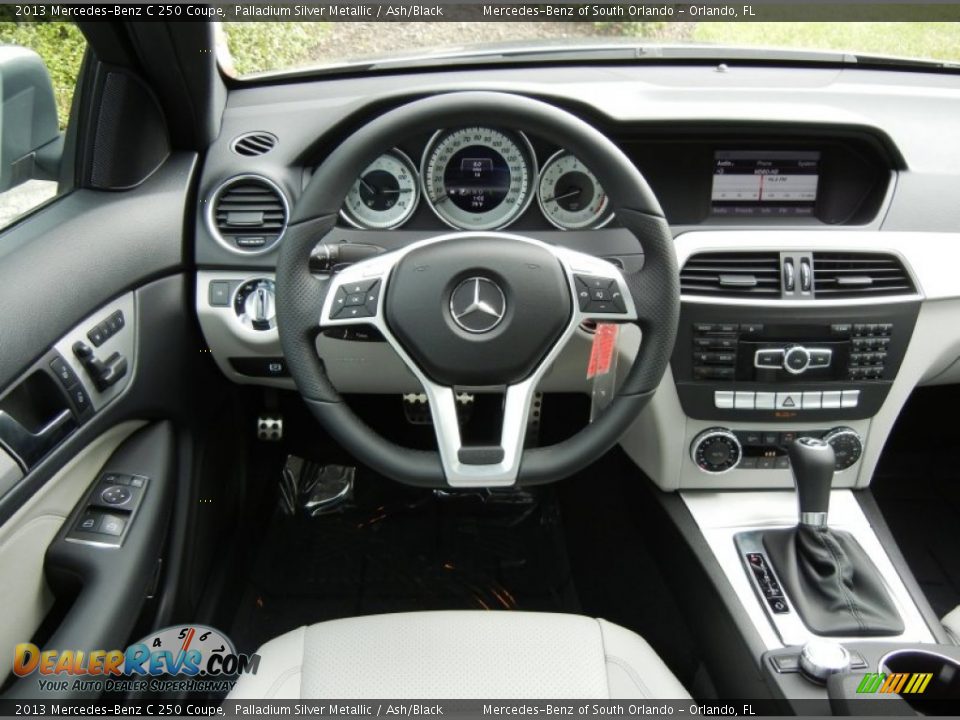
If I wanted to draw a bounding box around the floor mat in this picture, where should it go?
[872,386,960,618]
[228,474,580,654]
[557,450,704,691]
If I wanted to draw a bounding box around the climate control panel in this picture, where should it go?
[691,426,862,474]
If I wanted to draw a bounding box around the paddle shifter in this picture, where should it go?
[760,437,905,636]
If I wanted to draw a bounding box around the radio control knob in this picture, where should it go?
[823,427,863,471]
[691,428,742,474]
[783,345,811,375]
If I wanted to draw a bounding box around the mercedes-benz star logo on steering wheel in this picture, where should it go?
[449,277,506,334]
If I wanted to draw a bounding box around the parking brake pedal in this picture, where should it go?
[257,414,283,442]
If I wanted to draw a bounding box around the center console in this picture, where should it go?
[673,301,921,425]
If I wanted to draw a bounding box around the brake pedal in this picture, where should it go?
[257,414,283,442]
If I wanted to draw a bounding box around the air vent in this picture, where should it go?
[210,176,288,253]
[231,132,277,157]
[680,252,782,297]
[813,252,915,299]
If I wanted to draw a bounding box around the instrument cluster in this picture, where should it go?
[340,126,613,232]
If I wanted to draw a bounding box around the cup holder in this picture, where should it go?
[879,649,960,714]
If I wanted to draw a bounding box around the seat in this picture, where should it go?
[228,611,690,699]
[943,605,960,644]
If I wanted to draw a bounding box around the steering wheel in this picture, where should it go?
[276,92,679,488]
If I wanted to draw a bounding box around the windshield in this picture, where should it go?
[219,21,960,77]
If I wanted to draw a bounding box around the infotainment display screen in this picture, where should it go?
[711,150,820,218]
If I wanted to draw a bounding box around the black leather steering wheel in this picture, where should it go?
[276,92,679,488]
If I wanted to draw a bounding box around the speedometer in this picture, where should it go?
[537,151,612,230]
[341,149,419,229]
[421,127,535,230]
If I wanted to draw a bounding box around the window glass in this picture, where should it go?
[0,21,86,228]
[219,21,960,78]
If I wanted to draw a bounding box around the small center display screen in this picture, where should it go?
[711,150,820,218]
[443,146,510,212]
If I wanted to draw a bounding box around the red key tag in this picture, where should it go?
[587,323,620,380]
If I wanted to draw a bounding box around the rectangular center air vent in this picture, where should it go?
[680,252,781,298]
[812,252,915,299]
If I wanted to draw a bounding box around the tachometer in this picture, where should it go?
[421,127,535,230]
[341,149,419,229]
[537,151,612,230]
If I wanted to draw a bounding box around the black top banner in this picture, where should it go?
[4,2,960,22]
[2,697,958,717]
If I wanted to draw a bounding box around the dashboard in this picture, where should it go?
[320,126,894,238]
[194,62,960,495]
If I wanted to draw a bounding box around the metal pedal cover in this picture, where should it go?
[402,394,431,424]
[402,393,474,424]
[257,414,283,441]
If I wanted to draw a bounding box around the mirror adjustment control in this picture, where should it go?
[101,485,132,506]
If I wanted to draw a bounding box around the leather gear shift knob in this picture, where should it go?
[787,437,835,526]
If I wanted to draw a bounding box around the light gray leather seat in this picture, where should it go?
[228,611,690,699]
[943,606,960,644]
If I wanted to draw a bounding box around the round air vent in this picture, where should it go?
[231,132,278,157]
[208,175,288,254]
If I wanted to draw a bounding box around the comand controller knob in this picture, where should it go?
[822,427,863,471]
[799,639,851,685]
[783,345,811,374]
[691,427,742,474]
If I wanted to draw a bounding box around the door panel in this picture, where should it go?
[0,421,143,683]
[0,152,195,390]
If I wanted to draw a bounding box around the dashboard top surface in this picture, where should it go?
[196,63,960,268]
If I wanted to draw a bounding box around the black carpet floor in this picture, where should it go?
[227,476,580,654]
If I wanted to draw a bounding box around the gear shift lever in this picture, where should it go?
[755,436,904,636]
[787,437,835,528]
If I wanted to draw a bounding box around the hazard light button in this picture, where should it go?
[775,392,801,410]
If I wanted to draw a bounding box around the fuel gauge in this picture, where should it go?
[538,151,613,230]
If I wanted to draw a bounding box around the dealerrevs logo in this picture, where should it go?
[13,625,258,693]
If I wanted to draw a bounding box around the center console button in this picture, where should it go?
[734,391,755,410]
[754,392,776,410]
[801,391,822,409]
[841,390,860,408]
[755,349,784,369]
[714,391,734,409]
[821,391,843,409]
[775,392,800,410]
